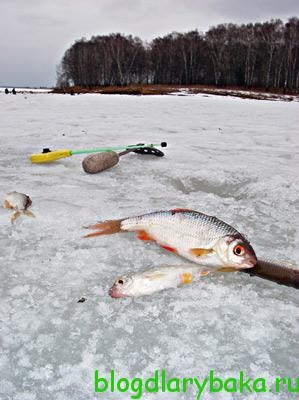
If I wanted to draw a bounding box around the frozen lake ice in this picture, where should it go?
[0,92,298,399]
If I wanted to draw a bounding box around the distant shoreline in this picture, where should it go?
[1,85,299,101]
[53,84,299,102]
[0,87,52,93]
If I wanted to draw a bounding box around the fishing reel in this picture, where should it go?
[131,142,167,157]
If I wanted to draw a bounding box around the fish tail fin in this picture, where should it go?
[83,218,125,238]
[11,211,21,223]
[23,210,36,218]
[217,267,239,272]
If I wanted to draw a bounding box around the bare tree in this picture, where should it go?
[56,18,299,91]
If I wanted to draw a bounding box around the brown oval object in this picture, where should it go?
[82,152,119,174]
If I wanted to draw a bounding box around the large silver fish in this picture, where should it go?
[85,209,257,270]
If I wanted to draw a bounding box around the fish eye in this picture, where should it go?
[118,279,124,285]
[233,244,245,256]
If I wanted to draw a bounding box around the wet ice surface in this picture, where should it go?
[0,93,298,400]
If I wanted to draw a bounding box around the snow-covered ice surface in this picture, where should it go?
[0,92,298,400]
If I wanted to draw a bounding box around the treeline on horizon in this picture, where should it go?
[57,17,299,90]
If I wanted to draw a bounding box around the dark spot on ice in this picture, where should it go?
[77,297,86,303]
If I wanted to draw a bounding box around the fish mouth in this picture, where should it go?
[108,286,127,298]
[221,258,257,271]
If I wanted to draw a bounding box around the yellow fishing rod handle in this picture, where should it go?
[29,149,72,163]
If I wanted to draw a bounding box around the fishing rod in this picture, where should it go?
[29,142,167,164]
[241,259,299,290]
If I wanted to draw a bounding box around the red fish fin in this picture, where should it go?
[84,230,108,238]
[199,270,210,277]
[181,272,194,284]
[170,208,193,214]
[83,218,124,238]
[190,248,213,257]
[23,210,36,218]
[136,230,155,241]
[4,200,13,209]
[11,211,21,223]
[160,244,177,253]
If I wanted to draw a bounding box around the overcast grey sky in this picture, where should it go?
[1,0,298,87]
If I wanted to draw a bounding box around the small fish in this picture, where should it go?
[4,191,35,223]
[109,265,210,298]
[85,209,257,270]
